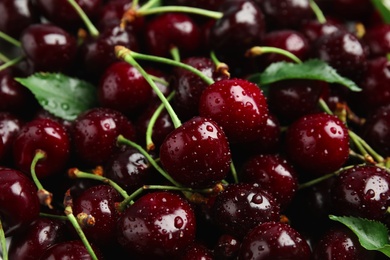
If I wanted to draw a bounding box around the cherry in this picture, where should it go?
[98,61,153,118]
[331,165,390,221]
[12,117,71,178]
[8,217,67,260]
[71,107,137,167]
[72,184,122,247]
[300,18,346,44]
[240,154,298,209]
[312,225,376,260]
[167,0,225,11]
[116,191,197,258]
[20,23,78,73]
[179,242,214,260]
[159,116,231,188]
[213,233,241,260]
[0,112,23,163]
[211,183,281,239]
[0,0,40,38]
[198,78,269,144]
[238,221,312,259]
[284,112,350,176]
[143,12,202,58]
[39,240,104,259]
[0,167,40,237]
[363,24,390,58]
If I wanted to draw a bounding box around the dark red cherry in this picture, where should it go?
[211,183,281,239]
[39,240,104,260]
[313,30,367,83]
[71,107,137,167]
[312,225,376,260]
[159,116,231,188]
[238,221,312,260]
[116,191,197,258]
[8,217,67,260]
[72,184,122,247]
[209,0,266,57]
[179,242,214,260]
[0,167,40,237]
[35,0,102,32]
[285,113,350,176]
[0,112,23,163]
[144,13,201,57]
[0,0,40,38]
[12,117,70,178]
[98,61,153,118]
[198,78,269,144]
[20,23,78,73]
[331,165,390,221]
[300,18,346,44]
[240,154,298,209]
[363,24,390,58]
[213,234,241,260]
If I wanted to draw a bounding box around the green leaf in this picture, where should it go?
[247,59,361,92]
[329,215,390,257]
[15,73,97,121]
[371,0,390,24]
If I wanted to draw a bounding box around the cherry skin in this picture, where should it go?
[211,183,281,239]
[213,234,241,260]
[331,165,390,221]
[198,78,269,144]
[0,167,40,237]
[363,24,390,58]
[20,23,78,73]
[116,191,197,258]
[0,112,23,163]
[159,116,231,188]
[12,117,71,178]
[71,107,137,167]
[179,242,214,260]
[143,13,201,58]
[284,112,350,176]
[238,221,312,260]
[39,240,104,260]
[8,217,67,260]
[300,18,346,44]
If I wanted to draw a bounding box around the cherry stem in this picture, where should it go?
[210,51,230,78]
[39,212,68,221]
[67,0,99,38]
[0,219,8,260]
[170,46,181,62]
[118,186,144,209]
[148,74,169,86]
[387,53,390,61]
[0,31,21,47]
[115,45,182,128]
[121,47,215,85]
[246,46,303,64]
[0,53,10,63]
[132,0,140,9]
[117,134,183,188]
[31,150,54,209]
[64,206,98,260]
[137,5,223,19]
[0,56,24,72]
[138,0,161,11]
[309,0,326,24]
[68,168,130,199]
[146,91,175,151]
[230,161,238,184]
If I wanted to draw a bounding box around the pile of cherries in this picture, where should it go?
[1,0,390,259]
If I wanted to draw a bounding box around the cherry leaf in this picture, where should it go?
[247,59,361,92]
[15,72,97,121]
[329,215,390,257]
[371,0,390,24]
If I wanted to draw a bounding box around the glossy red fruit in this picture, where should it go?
[285,113,350,176]
[179,242,214,260]
[159,116,231,188]
[0,112,23,163]
[363,24,390,58]
[39,240,104,259]
[0,167,40,237]
[20,23,78,73]
[213,234,241,260]
[211,183,281,239]
[12,117,71,178]
[116,191,197,258]
[331,165,390,221]
[199,78,269,144]
[238,221,312,260]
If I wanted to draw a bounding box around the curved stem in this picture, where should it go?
[230,161,238,184]
[116,46,182,128]
[67,0,99,38]
[0,219,8,260]
[210,51,230,78]
[39,212,68,221]
[138,0,161,11]
[309,0,326,24]
[246,46,303,64]
[170,46,181,62]
[0,31,21,47]
[30,150,46,191]
[0,56,24,72]
[0,53,10,63]
[137,6,223,19]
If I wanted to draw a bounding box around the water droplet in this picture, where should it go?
[61,103,70,110]
[174,216,184,229]
[251,193,263,204]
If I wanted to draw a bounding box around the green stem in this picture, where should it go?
[116,46,182,128]
[246,46,303,64]
[30,150,46,191]
[39,212,68,221]
[0,31,21,47]
[0,219,8,260]
[69,169,130,199]
[117,186,144,210]
[309,0,326,24]
[148,74,169,86]
[230,161,239,184]
[170,46,181,62]
[0,56,24,71]
[298,172,336,190]
[132,0,140,9]
[64,206,98,260]
[0,53,10,63]
[138,0,161,11]
[117,134,183,187]
[146,91,175,151]
[137,6,223,19]
[67,0,99,38]
[210,51,230,78]
[318,98,334,115]
[349,130,384,163]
